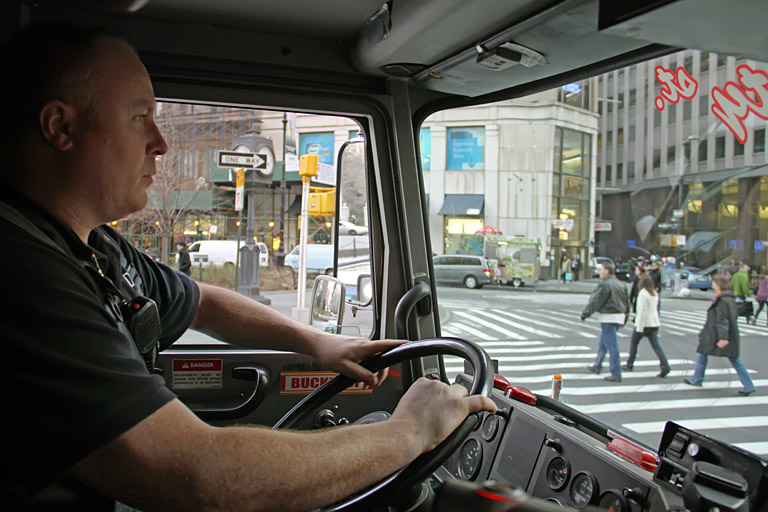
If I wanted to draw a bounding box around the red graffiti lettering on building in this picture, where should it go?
[710,64,768,144]
[655,65,698,110]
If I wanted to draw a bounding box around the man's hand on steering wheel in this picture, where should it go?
[311,334,408,387]
[392,378,498,453]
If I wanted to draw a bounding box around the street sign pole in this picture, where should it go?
[292,154,318,323]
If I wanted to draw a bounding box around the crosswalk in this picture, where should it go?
[439,304,768,458]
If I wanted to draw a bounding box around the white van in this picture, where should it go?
[285,244,334,275]
[187,240,268,268]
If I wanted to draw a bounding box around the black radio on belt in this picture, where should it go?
[120,295,162,354]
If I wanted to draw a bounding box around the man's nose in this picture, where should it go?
[149,122,169,156]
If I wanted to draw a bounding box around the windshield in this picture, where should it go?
[428,48,768,456]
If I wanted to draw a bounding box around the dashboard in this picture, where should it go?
[431,375,768,511]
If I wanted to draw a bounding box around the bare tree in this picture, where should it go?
[127,103,262,264]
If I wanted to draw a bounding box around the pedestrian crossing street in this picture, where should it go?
[439,303,768,458]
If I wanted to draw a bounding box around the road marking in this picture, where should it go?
[576,395,768,414]
[446,351,631,364]
[664,310,766,335]
[487,368,752,384]
[449,321,491,339]
[480,345,591,354]
[443,358,693,374]
[475,309,563,338]
[527,378,768,396]
[733,442,768,456]
[625,415,768,433]
[452,311,527,340]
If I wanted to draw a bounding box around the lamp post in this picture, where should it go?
[277,113,288,267]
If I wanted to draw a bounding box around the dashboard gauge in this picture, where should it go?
[598,490,629,512]
[458,438,483,480]
[481,413,500,441]
[569,471,598,508]
[546,456,571,491]
[544,498,565,507]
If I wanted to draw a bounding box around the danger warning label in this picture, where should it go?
[172,359,223,389]
[280,371,373,395]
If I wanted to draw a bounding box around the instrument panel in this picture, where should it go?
[438,381,657,510]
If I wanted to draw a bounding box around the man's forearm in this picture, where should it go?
[195,419,423,512]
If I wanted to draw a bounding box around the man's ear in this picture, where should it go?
[39,100,77,151]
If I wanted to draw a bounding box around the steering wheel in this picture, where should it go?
[273,337,494,511]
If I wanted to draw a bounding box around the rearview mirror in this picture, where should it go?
[310,275,346,328]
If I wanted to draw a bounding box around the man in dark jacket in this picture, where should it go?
[684,275,756,395]
[176,241,191,275]
[649,257,662,311]
[582,262,629,382]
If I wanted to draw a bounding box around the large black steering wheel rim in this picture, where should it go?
[274,337,494,512]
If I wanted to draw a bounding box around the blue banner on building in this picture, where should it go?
[300,132,334,166]
[447,127,485,170]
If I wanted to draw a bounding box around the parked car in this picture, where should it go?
[338,221,368,236]
[615,262,632,282]
[681,266,712,290]
[433,254,495,289]
[591,256,615,278]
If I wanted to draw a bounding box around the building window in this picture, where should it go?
[606,165,612,182]
[557,127,591,176]
[628,161,635,180]
[617,163,624,181]
[755,128,766,153]
[446,127,485,170]
[420,127,431,170]
[558,81,590,109]
[700,52,709,73]
[716,136,726,159]
[735,138,745,157]
[700,95,708,117]
[698,139,709,161]
[684,101,692,121]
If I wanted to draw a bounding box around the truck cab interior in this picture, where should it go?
[3,1,767,511]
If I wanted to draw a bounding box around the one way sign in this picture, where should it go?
[218,150,267,170]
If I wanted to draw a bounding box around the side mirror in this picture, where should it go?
[310,275,346,328]
[357,274,373,305]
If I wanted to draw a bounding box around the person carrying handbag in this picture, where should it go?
[623,273,670,377]
[684,275,756,396]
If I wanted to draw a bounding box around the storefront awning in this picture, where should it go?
[682,231,721,252]
[438,194,484,216]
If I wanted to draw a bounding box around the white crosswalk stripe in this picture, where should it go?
[439,327,766,456]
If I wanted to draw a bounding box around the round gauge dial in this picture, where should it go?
[569,471,598,508]
[546,456,571,491]
[598,490,629,512]
[457,438,483,480]
[544,497,565,507]
[481,413,500,441]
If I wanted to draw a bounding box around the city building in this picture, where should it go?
[596,50,768,271]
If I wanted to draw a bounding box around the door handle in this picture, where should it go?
[193,366,269,421]
[394,281,432,340]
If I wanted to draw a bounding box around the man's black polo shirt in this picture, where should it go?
[0,191,200,510]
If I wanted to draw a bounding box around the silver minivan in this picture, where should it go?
[433,255,495,289]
